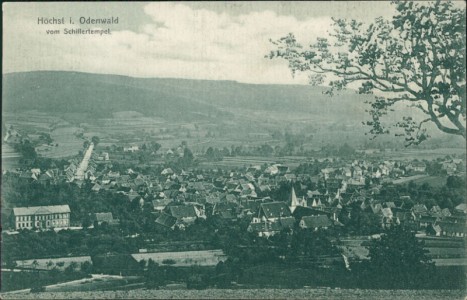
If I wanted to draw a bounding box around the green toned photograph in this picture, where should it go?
[1,1,466,299]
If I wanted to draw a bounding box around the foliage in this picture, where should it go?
[269,1,466,145]
[339,205,382,235]
[91,136,100,146]
[205,147,224,161]
[378,175,466,210]
[14,139,37,160]
[362,225,433,288]
[1,268,87,292]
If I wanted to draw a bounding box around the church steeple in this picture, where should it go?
[289,186,299,213]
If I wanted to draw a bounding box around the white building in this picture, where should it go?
[12,205,71,230]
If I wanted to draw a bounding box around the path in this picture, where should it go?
[75,143,94,180]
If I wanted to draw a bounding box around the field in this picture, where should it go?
[15,256,92,271]
[376,148,466,161]
[2,144,21,169]
[1,288,464,299]
[2,109,466,170]
[36,127,83,158]
[4,111,84,159]
[338,236,466,267]
[42,275,142,293]
[392,175,448,187]
[131,250,227,267]
[199,156,307,169]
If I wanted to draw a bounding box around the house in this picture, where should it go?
[379,207,394,228]
[441,208,452,217]
[407,161,426,174]
[438,222,467,238]
[277,165,290,175]
[412,204,428,216]
[370,203,383,214]
[166,204,205,225]
[299,215,332,231]
[264,165,279,176]
[426,224,442,237]
[91,183,101,192]
[96,152,110,161]
[124,145,139,152]
[92,212,119,226]
[254,202,292,222]
[418,215,439,228]
[247,217,295,237]
[430,205,442,214]
[352,166,363,177]
[212,202,239,222]
[441,161,458,174]
[11,205,70,230]
[225,194,237,203]
[284,174,296,181]
[161,168,174,176]
[394,211,417,230]
[108,171,120,179]
[311,198,324,209]
[152,199,173,212]
[155,213,178,230]
[292,206,331,220]
[454,203,467,215]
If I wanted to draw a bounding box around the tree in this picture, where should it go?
[364,225,433,288]
[150,141,161,153]
[146,259,164,288]
[338,143,355,157]
[65,261,79,275]
[46,260,54,270]
[32,260,39,271]
[15,139,37,160]
[446,175,464,189]
[81,261,93,274]
[269,1,466,145]
[91,136,100,146]
[206,147,215,160]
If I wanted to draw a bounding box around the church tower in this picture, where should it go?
[289,186,299,213]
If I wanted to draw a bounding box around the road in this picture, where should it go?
[75,143,94,180]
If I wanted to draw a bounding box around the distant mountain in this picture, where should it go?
[2,71,372,122]
[3,71,464,148]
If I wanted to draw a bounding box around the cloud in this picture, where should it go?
[4,2,333,84]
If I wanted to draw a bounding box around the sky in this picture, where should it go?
[1,1,454,84]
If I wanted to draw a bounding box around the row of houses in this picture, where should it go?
[5,151,466,238]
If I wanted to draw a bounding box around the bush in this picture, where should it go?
[162,259,176,265]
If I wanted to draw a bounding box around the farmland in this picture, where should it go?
[198,156,308,170]
[131,250,227,267]
[3,107,466,167]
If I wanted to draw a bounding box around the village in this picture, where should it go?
[2,129,466,293]
[5,139,466,235]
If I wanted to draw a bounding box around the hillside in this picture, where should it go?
[3,71,370,122]
[4,71,463,149]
